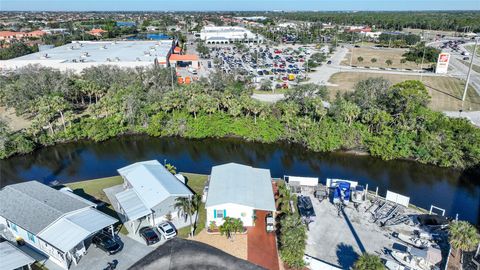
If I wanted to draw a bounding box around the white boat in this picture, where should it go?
[397,233,431,249]
[385,259,412,270]
[391,251,439,270]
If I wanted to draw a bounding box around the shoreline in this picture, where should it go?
[1,132,472,173]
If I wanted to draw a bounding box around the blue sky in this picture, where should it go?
[1,0,479,11]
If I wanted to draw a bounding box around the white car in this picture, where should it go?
[157,222,177,240]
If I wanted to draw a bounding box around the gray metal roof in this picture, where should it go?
[11,40,173,63]
[115,189,152,221]
[117,160,193,210]
[0,181,91,234]
[0,241,35,270]
[205,163,275,211]
[38,208,117,253]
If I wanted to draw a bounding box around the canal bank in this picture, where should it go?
[0,135,478,224]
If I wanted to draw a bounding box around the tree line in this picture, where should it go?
[0,65,479,170]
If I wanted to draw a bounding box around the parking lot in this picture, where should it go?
[206,43,315,90]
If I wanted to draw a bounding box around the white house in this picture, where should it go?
[205,163,276,227]
[0,240,36,270]
[115,160,193,234]
[0,181,117,269]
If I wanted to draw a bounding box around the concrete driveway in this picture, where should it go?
[73,235,154,270]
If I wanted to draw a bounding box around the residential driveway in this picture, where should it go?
[247,210,280,270]
[129,238,264,270]
[73,235,153,270]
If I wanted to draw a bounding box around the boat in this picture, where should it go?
[351,185,366,204]
[333,181,351,205]
[391,247,441,270]
[391,251,433,270]
[384,259,412,270]
[397,233,431,249]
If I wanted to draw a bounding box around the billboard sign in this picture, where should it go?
[435,52,450,74]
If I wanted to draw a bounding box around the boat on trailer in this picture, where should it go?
[396,232,432,249]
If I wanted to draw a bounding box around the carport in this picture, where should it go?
[38,208,117,267]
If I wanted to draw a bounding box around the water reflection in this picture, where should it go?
[0,135,478,224]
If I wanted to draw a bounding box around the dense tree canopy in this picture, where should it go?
[0,65,479,170]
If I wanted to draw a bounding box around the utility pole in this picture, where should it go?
[349,32,355,66]
[462,38,478,108]
[420,31,429,81]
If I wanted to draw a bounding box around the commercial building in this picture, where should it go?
[205,163,276,227]
[0,40,175,72]
[199,26,264,44]
[0,181,117,269]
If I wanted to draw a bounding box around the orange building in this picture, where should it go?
[88,28,107,37]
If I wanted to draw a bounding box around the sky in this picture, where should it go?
[1,0,479,11]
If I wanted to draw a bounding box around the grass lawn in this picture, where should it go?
[341,47,433,70]
[459,59,480,73]
[465,44,480,58]
[64,173,208,238]
[177,173,208,238]
[65,176,128,234]
[328,72,480,111]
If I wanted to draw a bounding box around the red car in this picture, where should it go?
[274,49,282,54]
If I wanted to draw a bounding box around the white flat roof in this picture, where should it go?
[10,40,173,63]
[0,241,35,270]
[38,208,117,253]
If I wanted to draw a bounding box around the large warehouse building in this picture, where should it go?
[198,26,264,44]
[0,40,176,72]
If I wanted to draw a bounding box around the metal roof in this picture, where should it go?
[115,189,152,221]
[0,181,91,234]
[205,163,275,211]
[0,241,35,270]
[117,160,193,209]
[11,40,173,63]
[38,208,117,253]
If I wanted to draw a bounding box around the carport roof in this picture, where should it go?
[38,208,117,253]
[0,241,35,269]
[115,189,152,221]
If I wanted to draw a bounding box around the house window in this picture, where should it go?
[9,222,18,232]
[215,209,224,219]
[27,232,36,243]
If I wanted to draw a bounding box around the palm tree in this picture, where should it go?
[219,217,243,240]
[174,194,202,237]
[353,253,384,270]
[449,221,480,259]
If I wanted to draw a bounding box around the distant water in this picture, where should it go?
[0,136,478,224]
[126,33,171,41]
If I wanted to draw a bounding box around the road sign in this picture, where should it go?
[435,52,450,74]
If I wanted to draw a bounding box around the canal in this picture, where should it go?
[0,135,478,224]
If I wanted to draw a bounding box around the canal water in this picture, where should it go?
[0,136,478,224]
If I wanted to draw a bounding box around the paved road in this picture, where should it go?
[443,111,480,127]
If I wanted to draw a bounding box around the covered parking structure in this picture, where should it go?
[0,241,36,270]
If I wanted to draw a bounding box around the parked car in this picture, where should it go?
[327,60,332,64]
[266,213,275,232]
[139,227,160,245]
[157,222,177,240]
[92,232,123,255]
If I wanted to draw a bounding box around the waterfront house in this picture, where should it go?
[205,163,276,227]
[115,160,193,234]
[0,181,117,269]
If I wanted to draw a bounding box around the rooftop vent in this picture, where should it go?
[40,53,49,59]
